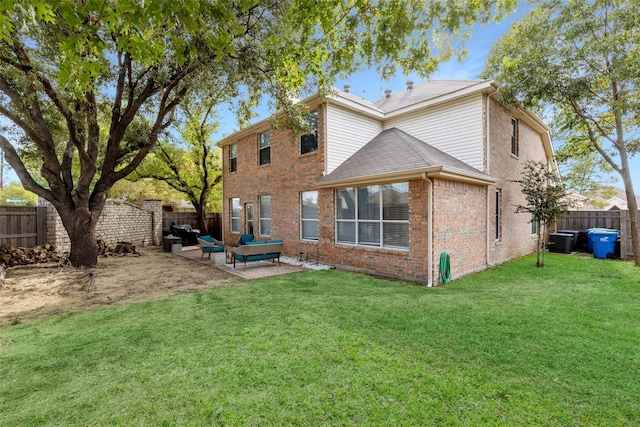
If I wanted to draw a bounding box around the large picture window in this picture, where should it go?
[300,110,318,155]
[229,143,237,172]
[336,182,409,249]
[259,130,270,165]
[230,198,240,233]
[259,195,271,236]
[300,190,318,240]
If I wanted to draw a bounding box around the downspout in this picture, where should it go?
[485,95,492,267]
[221,147,226,242]
[423,172,433,287]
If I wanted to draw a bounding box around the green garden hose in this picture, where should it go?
[440,252,451,284]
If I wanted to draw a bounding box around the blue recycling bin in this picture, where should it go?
[591,230,619,259]
[586,228,613,253]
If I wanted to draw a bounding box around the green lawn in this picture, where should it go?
[1,254,639,426]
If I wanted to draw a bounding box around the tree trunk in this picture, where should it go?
[195,202,209,236]
[59,207,100,268]
[622,180,640,267]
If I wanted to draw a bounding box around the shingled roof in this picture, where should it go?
[373,80,492,113]
[318,128,495,187]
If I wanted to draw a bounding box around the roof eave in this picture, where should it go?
[424,166,497,185]
[216,94,323,148]
[318,166,496,188]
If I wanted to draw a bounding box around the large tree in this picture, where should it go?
[0,0,516,267]
[484,0,640,266]
[132,97,224,235]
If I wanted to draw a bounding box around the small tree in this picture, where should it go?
[512,161,570,267]
[132,98,222,236]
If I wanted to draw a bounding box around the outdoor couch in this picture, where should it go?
[236,233,254,245]
[233,239,283,268]
[197,235,224,261]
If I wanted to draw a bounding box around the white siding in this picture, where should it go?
[326,104,383,173]
[384,95,484,170]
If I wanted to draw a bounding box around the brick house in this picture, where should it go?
[217,80,556,285]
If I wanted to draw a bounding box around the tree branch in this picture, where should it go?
[0,135,52,201]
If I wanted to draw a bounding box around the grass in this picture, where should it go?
[1,253,639,426]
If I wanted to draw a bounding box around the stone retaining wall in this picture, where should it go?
[39,199,163,254]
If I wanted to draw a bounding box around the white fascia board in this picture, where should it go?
[318,166,496,189]
[325,96,385,120]
[216,95,324,148]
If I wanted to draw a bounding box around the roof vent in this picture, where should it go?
[384,88,392,98]
[362,90,366,100]
[343,84,350,93]
[406,80,414,90]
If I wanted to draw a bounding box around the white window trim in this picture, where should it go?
[230,197,240,234]
[300,190,319,241]
[495,189,502,241]
[335,184,409,250]
[229,144,237,172]
[511,118,519,157]
[259,195,271,237]
[258,130,271,166]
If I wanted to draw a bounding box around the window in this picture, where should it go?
[229,143,237,172]
[300,110,318,155]
[511,118,519,156]
[336,182,409,249]
[258,130,270,165]
[259,195,271,236]
[531,213,537,235]
[495,189,502,241]
[300,190,318,240]
[230,198,240,233]
[245,203,254,235]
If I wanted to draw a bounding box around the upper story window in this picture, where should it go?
[300,110,318,155]
[229,143,237,173]
[511,118,519,157]
[259,130,271,165]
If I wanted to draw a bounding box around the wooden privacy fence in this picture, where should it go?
[558,210,634,259]
[0,206,47,247]
[163,212,222,240]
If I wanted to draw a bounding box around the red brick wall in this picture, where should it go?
[221,96,552,284]
[487,97,549,265]
[316,180,430,284]
[222,105,327,247]
[431,179,487,282]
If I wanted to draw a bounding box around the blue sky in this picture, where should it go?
[1,3,637,193]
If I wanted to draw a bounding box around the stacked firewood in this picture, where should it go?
[0,240,141,268]
[98,240,141,256]
[97,239,114,256]
[0,243,63,267]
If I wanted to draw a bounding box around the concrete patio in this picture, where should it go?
[173,245,308,280]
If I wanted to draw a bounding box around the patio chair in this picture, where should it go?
[197,235,224,260]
